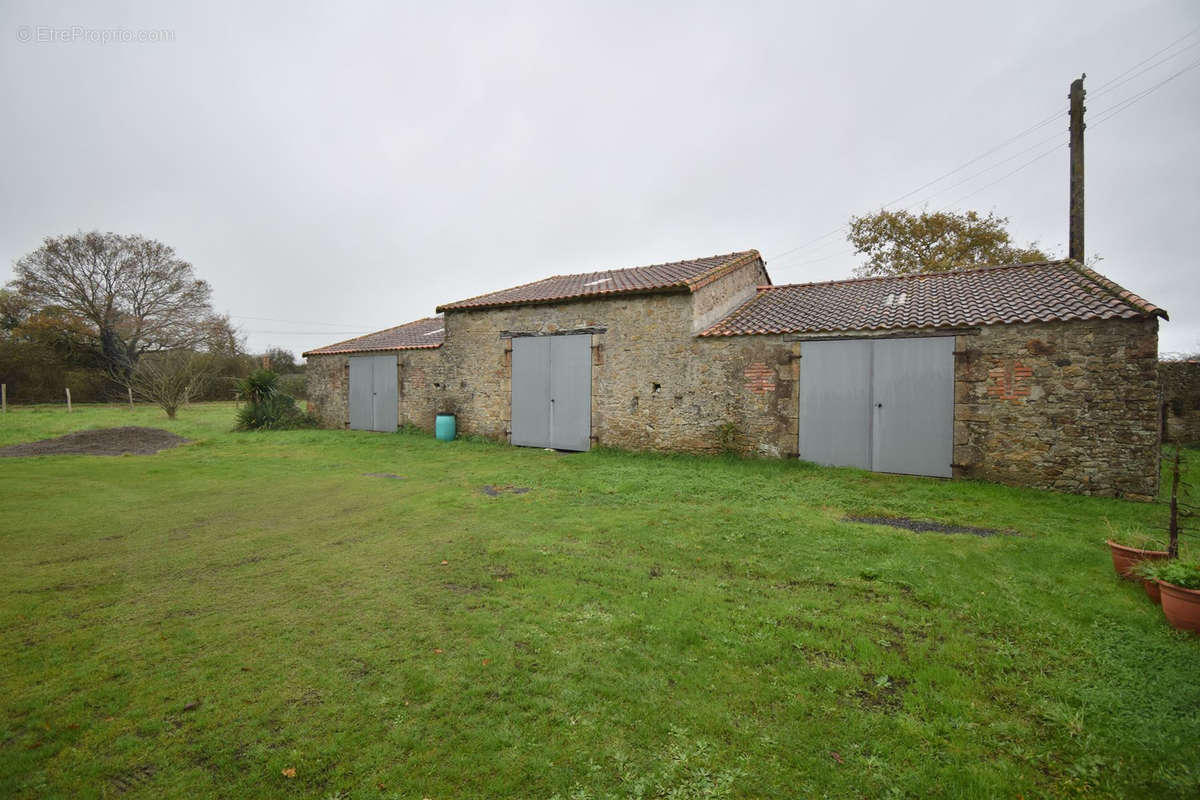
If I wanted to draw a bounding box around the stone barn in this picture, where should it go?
[304,250,1167,499]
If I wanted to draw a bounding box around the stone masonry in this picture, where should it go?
[306,347,445,430]
[952,317,1161,500]
[1160,360,1200,445]
[430,257,790,455]
[306,257,1162,500]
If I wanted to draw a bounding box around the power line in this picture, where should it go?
[1090,56,1200,127]
[910,131,1066,206]
[771,134,1068,268]
[877,109,1063,210]
[229,314,367,328]
[767,105,1065,265]
[768,227,847,261]
[767,110,1061,263]
[769,24,1200,266]
[768,26,1200,273]
[781,247,857,268]
[1092,23,1200,93]
[938,143,1067,211]
[1091,38,1200,101]
[242,329,372,336]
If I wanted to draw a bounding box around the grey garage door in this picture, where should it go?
[511,334,591,451]
[798,336,953,478]
[349,354,398,432]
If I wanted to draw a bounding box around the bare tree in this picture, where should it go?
[127,350,216,419]
[8,231,226,380]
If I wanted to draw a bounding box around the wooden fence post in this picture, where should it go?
[128,386,135,411]
[65,387,72,413]
[2,383,6,414]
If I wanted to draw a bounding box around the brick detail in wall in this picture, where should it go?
[743,362,775,394]
[953,318,1161,501]
[987,359,1033,400]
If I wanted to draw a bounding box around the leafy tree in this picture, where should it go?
[848,210,1051,277]
[261,346,300,373]
[8,231,230,380]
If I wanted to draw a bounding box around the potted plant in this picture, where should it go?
[1105,523,1169,581]
[1154,559,1200,634]
[1133,559,1167,605]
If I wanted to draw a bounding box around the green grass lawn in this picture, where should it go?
[1,403,1197,799]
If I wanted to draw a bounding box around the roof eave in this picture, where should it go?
[303,343,443,358]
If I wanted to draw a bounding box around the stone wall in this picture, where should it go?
[952,317,1161,500]
[690,257,770,334]
[306,354,349,427]
[305,262,1160,499]
[433,284,795,456]
[429,256,790,454]
[305,348,446,430]
[1161,360,1200,444]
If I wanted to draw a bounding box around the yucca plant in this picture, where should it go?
[234,369,314,430]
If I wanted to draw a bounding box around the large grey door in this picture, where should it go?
[511,337,551,447]
[510,334,591,451]
[549,335,592,451]
[871,337,953,478]
[798,339,873,470]
[798,337,953,477]
[349,354,397,432]
[349,357,374,431]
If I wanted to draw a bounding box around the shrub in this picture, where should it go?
[277,372,307,400]
[1103,520,1167,551]
[234,369,315,430]
[128,350,216,419]
[1153,559,1200,590]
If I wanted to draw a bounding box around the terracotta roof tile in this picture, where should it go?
[701,260,1166,337]
[303,316,444,357]
[436,250,762,312]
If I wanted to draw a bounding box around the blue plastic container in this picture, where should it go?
[435,413,456,442]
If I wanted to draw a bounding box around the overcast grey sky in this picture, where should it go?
[3,0,1198,357]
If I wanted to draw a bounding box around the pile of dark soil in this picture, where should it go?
[0,427,190,458]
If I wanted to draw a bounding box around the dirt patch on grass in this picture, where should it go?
[363,472,404,480]
[845,515,1014,537]
[854,673,911,713]
[0,427,189,457]
[481,485,531,496]
[109,764,157,794]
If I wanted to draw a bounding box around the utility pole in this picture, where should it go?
[1069,74,1086,263]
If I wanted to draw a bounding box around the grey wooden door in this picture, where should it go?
[798,337,953,477]
[871,337,953,478]
[510,334,591,451]
[349,354,397,432]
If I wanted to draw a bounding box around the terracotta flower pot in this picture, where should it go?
[1106,540,1169,581]
[1143,579,1162,605]
[1159,581,1200,634]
